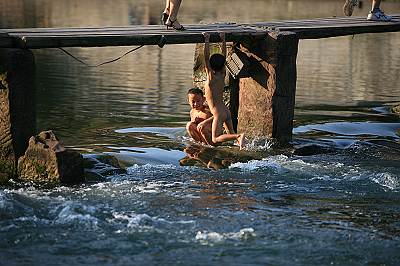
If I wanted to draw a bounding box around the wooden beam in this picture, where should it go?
[1,14,399,49]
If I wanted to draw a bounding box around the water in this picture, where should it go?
[1,0,400,265]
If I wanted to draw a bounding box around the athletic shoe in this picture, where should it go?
[343,0,358,17]
[367,9,392,21]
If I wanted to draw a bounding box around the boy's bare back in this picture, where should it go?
[204,65,225,110]
[202,32,245,150]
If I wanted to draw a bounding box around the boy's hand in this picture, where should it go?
[202,32,210,41]
[197,121,206,132]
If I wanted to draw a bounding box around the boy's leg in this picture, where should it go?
[212,108,246,150]
[211,115,225,144]
[220,105,235,134]
[187,122,206,143]
[212,116,243,146]
[200,125,215,146]
[223,119,236,135]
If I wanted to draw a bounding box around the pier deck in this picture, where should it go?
[1,14,400,49]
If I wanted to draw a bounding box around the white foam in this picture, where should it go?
[52,201,99,228]
[195,231,224,243]
[196,228,258,245]
[108,211,195,233]
[229,156,284,171]
[371,172,400,190]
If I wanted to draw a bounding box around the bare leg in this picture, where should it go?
[187,122,206,143]
[164,0,171,14]
[238,133,246,151]
[212,117,245,150]
[373,0,381,6]
[167,0,183,28]
[200,125,215,146]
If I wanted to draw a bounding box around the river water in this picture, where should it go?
[1,0,400,265]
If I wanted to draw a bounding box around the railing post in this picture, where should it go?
[0,48,37,181]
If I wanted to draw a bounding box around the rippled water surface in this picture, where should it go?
[1,0,400,265]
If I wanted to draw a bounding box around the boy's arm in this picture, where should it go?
[202,32,212,73]
[197,116,213,132]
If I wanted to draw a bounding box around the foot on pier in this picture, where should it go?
[367,9,392,21]
[166,18,185,30]
[343,0,358,17]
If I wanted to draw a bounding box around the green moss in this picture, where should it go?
[33,161,46,175]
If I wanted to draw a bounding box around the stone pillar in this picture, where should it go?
[0,48,37,181]
[236,30,299,139]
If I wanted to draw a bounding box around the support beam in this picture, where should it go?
[0,48,37,180]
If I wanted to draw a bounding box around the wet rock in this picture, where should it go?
[17,130,84,184]
[291,144,335,156]
[83,154,127,182]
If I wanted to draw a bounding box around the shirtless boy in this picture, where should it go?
[186,88,214,145]
[202,32,245,150]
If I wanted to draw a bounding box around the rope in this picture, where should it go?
[58,45,144,67]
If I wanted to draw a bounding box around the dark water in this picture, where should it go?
[1,0,400,265]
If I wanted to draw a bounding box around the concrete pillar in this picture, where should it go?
[236,30,299,139]
[0,48,37,181]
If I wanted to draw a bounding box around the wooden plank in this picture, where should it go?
[1,14,399,49]
[249,14,400,39]
[2,23,268,48]
[0,33,12,48]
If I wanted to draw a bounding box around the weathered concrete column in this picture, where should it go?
[0,48,37,181]
[236,30,299,139]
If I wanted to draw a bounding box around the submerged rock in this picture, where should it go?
[17,130,84,184]
[83,154,127,182]
[290,144,335,156]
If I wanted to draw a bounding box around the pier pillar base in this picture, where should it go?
[236,31,299,139]
[0,48,37,181]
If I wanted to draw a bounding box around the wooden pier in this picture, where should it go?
[1,15,400,48]
[1,14,400,180]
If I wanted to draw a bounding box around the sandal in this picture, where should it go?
[166,18,185,31]
[161,8,169,25]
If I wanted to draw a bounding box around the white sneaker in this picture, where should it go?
[343,0,358,17]
[367,9,392,21]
